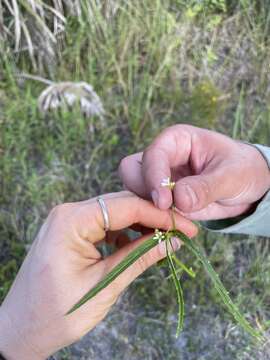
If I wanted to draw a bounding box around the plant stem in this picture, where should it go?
[171,255,196,278]
[166,237,184,336]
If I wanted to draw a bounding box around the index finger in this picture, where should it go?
[142,126,192,209]
[75,192,198,243]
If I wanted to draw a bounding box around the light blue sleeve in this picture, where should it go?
[202,144,270,237]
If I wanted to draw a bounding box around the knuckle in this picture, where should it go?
[156,124,189,143]
[198,178,211,197]
[159,125,178,138]
[143,141,166,158]
[195,178,211,207]
[190,131,200,147]
[142,145,153,163]
[49,203,74,220]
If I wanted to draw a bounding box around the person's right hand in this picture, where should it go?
[119,125,270,220]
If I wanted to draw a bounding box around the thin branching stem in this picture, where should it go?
[167,237,185,336]
[170,229,266,343]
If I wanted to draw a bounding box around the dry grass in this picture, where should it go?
[0,0,121,72]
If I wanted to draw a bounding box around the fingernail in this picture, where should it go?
[170,237,182,251]
[151,190,159,207]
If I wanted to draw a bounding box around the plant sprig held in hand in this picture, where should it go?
[67,178,266,343]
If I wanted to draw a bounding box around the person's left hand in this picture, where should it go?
[0,191,197,360]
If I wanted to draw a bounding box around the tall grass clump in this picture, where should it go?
[0,0,120,72]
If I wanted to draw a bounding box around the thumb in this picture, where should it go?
[103,234,181,296]
[173,169,233,213]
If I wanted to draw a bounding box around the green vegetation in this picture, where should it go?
[1,1,270,358]
[68,226,265,342]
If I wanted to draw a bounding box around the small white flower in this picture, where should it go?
[154,229,166,243]
[161,177,175,190]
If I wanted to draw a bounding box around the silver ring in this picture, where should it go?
[97,196,110,231]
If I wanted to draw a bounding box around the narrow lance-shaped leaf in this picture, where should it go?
[171,229,265,343]
[66,231,165,315]
[166,237,185,336]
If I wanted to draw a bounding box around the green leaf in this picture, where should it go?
[171,254,196,278]
[166,237,185,336]
[66,226,265,344]
[66,233,163,314]
[171,229,265,343]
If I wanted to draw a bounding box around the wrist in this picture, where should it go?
[0,307,44,360]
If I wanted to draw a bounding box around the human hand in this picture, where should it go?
[119,125,270,220]
[0,191,197,360]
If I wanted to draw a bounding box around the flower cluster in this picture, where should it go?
[153,229,166,243]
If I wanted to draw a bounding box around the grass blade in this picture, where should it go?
[11,0,21,51]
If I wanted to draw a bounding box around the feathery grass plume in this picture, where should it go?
[38,81,105,120]
[0,0,63,71]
